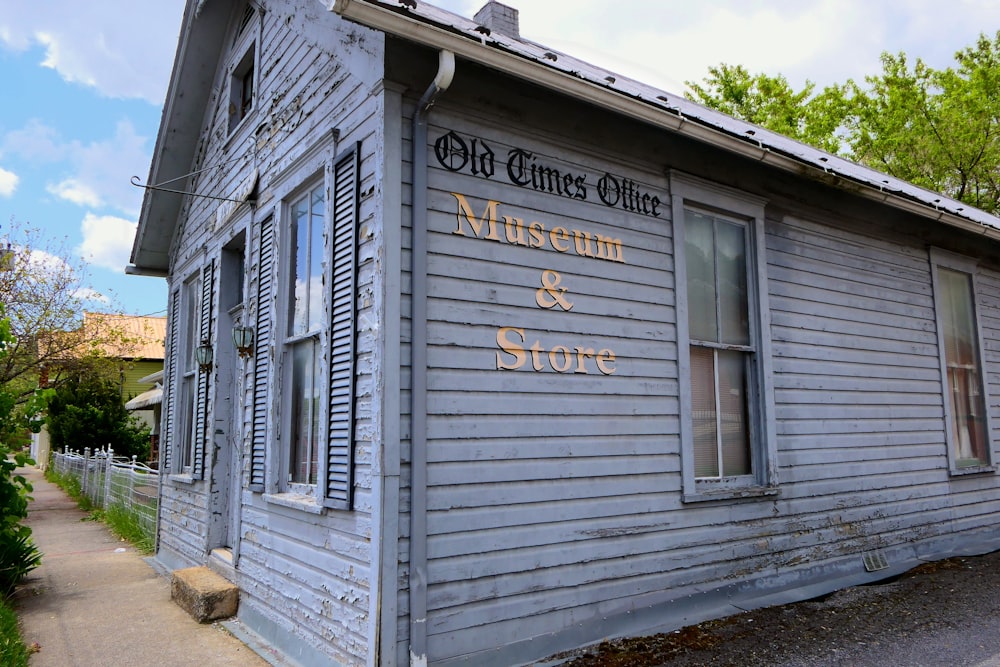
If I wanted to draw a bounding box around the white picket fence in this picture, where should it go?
[51,448,159,536]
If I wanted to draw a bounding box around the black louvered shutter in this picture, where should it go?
[163,288,180,474]
[324,144,359,509]
[192,260,214,480]
[249,216,274,492]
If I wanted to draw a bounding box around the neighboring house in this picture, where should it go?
[88,313,167,409]
[128,1,1000,665]
[32,313,166,466]
[125,369,164,463]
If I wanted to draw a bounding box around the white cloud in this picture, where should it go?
[0,167,17,196]
[510,0,868,94]
[0,1,184,103]
[75,213,137,272]
[27,247,71,274]
[71,120,150,217]
[47,179,101,207]
[438,0,1000,95]
[1,119,66,163]
[3,119,149,216]
[73,287,110,304]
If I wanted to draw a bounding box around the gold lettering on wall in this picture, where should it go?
[451,193,624,263]
[496,327,617,375]
[535,270,573,311]
[451,191,622,376]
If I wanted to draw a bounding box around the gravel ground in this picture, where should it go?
[556,550,1000,667]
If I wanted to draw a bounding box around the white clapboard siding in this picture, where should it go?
[408,99,1000,661]
[418,111,681,660]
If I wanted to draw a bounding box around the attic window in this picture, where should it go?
[229,43,256,133]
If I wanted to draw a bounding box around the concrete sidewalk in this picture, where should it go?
[12,465,273,667]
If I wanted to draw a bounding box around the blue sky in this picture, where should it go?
[1,0,998,317]
[0,1,183,316]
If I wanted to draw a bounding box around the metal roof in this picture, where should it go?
[331,0,1000,238]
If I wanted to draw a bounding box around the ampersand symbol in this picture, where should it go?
[535,269,574,311]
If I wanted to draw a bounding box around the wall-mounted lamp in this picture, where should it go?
[232,325,254,358]
[195,340,214,372]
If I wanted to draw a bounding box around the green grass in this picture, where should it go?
[102,504,155,555]
[0,597,29,667]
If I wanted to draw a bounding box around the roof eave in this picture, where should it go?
[131,0,232,272]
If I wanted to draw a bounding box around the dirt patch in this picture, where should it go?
[553,550,1000,667]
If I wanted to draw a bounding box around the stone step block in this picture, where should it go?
[171,566,238,623]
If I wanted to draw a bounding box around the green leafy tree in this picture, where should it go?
[686,31,1000,214]
[46,365,151,461]
[686,63,850,154]
[0,219,156,457]
[846,36,1000,213]
[0,219,147,405]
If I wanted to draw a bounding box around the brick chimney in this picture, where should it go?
[473,1,519,39]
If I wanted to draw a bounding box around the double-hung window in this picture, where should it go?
[285,184,325,490]
[165,266,213,480]
[930,248,994,472]
[252,142,359,509]
[671,172,776,501]
[177,276,199,473]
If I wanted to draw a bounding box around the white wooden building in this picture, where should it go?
[129,1,1000,664]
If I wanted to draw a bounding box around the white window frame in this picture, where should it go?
[279,178,328,499]
[671,171,778,502]
[255,137,359,513]
[929,247,996,474]
[175,273,200,478]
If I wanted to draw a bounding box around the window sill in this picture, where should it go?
[225,111,256,147]
[169,473,197,485]
[683,484,779,504]
[263,492,323,514]
[949,463,996,476]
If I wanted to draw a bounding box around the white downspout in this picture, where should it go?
[408,49,455,667]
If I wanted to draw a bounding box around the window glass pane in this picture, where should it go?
[690,345,719,478]
[717,221,749,346]
[179,376,194,471]
[938,267,988,465]
[182,279,198,372]
[291,186,325,336]
[940,269,976,365]
[290,339,320,484]
[309,186,325,331]
[718,349,751,476]
[685,211,717,342]
[240,66,253,116]
[292,195,310,336]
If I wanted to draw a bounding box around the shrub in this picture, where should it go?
[0,450,39,597]
[46,368,151,461]
[0,529,41,598]
[0,307,43,598]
